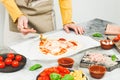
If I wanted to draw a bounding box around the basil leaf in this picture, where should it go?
[92,32,102,37]
[29,64,42,71]
[111,55,117,61]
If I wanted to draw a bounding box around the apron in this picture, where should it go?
[9,0,55,33]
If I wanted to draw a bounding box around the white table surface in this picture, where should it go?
[0,47,120,80]
[0,19,120,80]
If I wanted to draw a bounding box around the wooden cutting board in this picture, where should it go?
[107,36,120,53]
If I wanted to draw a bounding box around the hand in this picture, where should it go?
[63,23,84,35]
[17,15,36,35]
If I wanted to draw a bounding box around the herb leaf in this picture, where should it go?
[92,32,102,37]
[111,55,117,61]
[29,64,42,71]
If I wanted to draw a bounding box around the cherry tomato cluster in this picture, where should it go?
[0,53,22,69]
[113,34,120,42]
[37,66,70,80]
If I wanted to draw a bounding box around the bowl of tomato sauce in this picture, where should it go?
[89,65,106,79]
[57,57,74,68]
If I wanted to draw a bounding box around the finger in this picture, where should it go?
[73,27,78,35]
[80,27,85,34]
[64,26,70,33]
[22,29,36,35]
[30,28,37,33]
[17,25,25,31]
[18,19,24,28]
[77,27,83,35]
[20,28,36,35]
[32,28,37,32]
[17,20,25,30]
[23,20,28,29]
[28,28,37,33]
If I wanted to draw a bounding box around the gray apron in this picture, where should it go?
[9,0,55,33]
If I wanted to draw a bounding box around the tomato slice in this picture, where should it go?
[113,37,120,42]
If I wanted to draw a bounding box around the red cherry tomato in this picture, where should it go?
[0,62,5,68]
[57,66,70,76]
[15,55,22,61]
[0,56,3,61]
[113,37,120,42]
[5,58,12,65]
[7,53,15,59]
[12,60,19,68]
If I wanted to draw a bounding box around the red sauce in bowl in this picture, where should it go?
[89,65,106,79]
[58,57,74,68]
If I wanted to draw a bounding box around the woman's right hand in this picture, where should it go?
[17,15,36,35]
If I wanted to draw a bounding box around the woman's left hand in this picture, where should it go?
[63,23,84,35]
